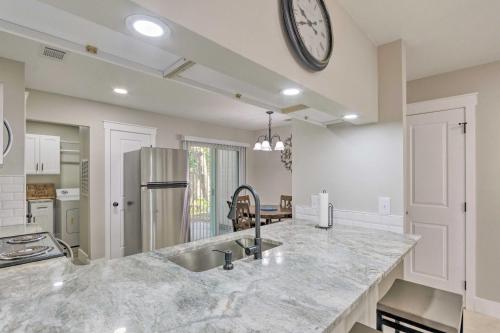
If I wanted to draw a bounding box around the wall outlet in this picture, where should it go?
[378,197,391,216]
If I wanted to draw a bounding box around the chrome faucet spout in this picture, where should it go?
[227,185,262,259]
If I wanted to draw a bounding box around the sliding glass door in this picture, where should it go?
[187,142,244,241]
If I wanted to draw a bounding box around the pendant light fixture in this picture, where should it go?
[253,111,284,152]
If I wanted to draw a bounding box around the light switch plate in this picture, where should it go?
[378,197,391,216]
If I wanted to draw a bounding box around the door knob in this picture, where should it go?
[113,202,119,207]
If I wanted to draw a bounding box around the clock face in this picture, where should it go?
[281,0,333,71]
[291,0,332,62]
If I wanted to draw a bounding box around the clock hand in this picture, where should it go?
[298,6,308,20]
[298,6,319,33]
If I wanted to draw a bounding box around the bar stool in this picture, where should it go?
[377,279,464,333]
[349,322,378,333]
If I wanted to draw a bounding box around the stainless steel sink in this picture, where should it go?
[168,236,282,272]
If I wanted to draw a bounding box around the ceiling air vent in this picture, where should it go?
[41,46,66,61]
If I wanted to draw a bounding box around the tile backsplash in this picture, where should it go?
[0,176,25,226]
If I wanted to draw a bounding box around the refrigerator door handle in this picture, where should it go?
[145,181,188,189]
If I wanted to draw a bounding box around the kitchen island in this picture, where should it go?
[0,220,418,333]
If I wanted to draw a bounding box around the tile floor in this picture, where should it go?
[464,310,500,333]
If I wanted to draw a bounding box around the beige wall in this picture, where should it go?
[26,120,80,189]
[248,126,292,205]
[293,41,406,215]
[26,90,262,258]
[407,60,500,303]
[0,57,24,175]
[134,0,379,122]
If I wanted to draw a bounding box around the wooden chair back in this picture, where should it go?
[280,195,292,209]
[227,201,252,232]
[237,195,251,206]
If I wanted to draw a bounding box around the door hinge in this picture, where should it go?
[464,280,467,290]
[464,202,467,212]
[459,122,468,134]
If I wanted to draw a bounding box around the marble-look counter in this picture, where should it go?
[0,220,418,333]
[0,224,43,238]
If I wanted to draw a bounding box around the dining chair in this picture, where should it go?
[227,201,252,232]
[280,195,292,209]
[237,195,251,206]
[279,195,293,220]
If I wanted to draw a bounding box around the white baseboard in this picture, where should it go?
[473,296,500,320]
[333,209,404,234]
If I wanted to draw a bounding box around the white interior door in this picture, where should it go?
[39,135,60,174]
[109,129,152,258]
[405,107,466,294]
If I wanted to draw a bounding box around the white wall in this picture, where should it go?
[133,0,379,122]
[293,120,403,214]
[248,126,292,205]
[26,90,265,258]
[407,60,500,304]
[0,57,24,176]
[0,57,26,227]
[293,41,406,219]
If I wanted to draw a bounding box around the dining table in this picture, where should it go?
[249,205,292,224]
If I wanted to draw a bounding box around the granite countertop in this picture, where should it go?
[0,220,418,333]
[0,224,43,238]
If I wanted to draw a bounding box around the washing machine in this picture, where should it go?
[55,188,80,247]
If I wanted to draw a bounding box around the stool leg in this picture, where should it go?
[394,320,400,333]
[460,311,464,333]
[376,310,383,331]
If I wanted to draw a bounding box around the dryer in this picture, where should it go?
[55,188,79,247]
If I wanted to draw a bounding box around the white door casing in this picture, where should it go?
[405,93,477,309]
[104,121,156,259]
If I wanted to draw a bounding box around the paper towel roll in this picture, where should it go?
[318,191,329,227]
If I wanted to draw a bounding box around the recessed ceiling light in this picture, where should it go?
[126,15,169,38]
[343,114,359,120]
[113,88,128,95]
[281,88,302,96]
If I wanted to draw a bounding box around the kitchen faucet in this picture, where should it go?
[227,185,262,260]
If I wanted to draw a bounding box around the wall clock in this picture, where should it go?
[281,0,333,71]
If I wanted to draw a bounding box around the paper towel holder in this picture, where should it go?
[316,202,334,230]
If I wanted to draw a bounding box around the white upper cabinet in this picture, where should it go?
[25,134,39,174]
[38,135,60,174]
[25,134,60,175]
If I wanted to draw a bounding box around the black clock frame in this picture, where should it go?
[281,0,333,71]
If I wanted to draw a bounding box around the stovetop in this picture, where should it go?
[0,232,65,269]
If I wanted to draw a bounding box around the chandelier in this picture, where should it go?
[253,111,284,151]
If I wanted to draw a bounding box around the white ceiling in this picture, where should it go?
[0,0,298,130]
[0,31,289,130]
[337,0,500,80]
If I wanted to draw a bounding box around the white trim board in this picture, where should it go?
[103,121,157,259]
[334,209,404,234]
[405,93,477,311]
[295,208,404,234]
[181,135,250,148]
[473,297,500,321]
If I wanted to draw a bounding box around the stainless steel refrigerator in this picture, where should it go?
[123,147,190,256]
